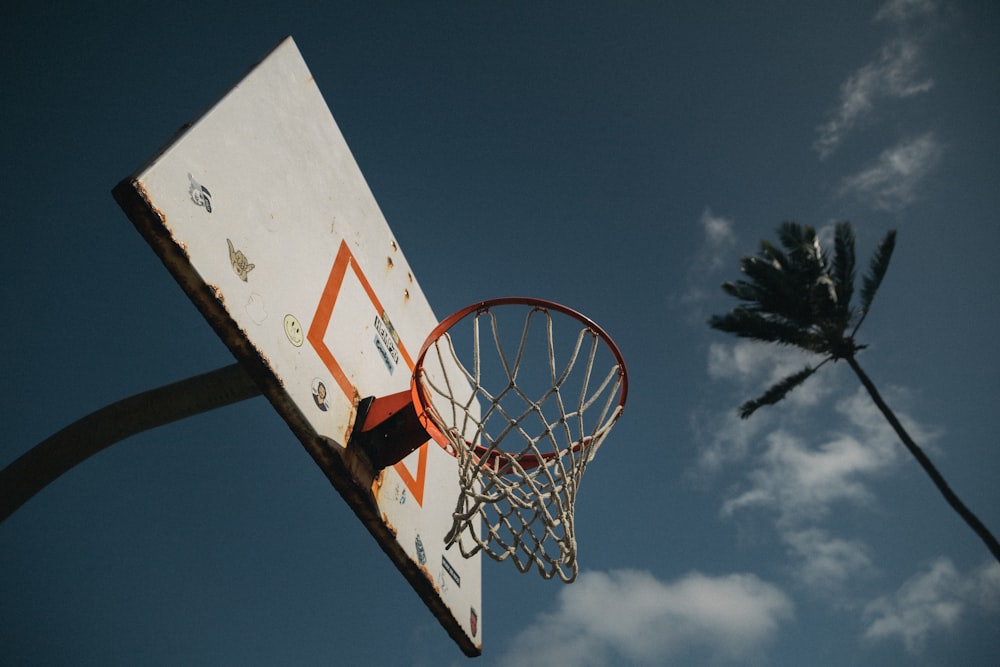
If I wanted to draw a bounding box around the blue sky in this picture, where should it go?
[2,1,998,665]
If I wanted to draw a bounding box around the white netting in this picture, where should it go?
[415,301,626,583]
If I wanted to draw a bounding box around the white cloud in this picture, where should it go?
[813,0,937,159]
[700,337,948,605]
[691,408,765,473]
[676,208,739,317]
[707,341,830,411]
[694,342,833,475]
[496,569,793,667]
[720,429,890,524]
[700,208,736,253]
[814,39,932,159]
[720,387,905,523]
[783,528,875,596]
[837,380,940,452]
[707,384,935,601]
[874,0,938,24]
[687,208,737,286]
[838,133,943,211]
[863,558,1000,654]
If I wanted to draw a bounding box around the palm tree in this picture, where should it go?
[709,221,999,564]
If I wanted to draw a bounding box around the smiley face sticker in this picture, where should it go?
[283,314,304,347]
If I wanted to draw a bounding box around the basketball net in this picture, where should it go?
[413,299,627,583]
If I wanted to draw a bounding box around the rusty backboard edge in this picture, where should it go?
[111,178,482,658]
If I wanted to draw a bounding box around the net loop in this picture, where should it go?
[413,298,628,583]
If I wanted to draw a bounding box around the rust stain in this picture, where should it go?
[344,391,363,445]
[371,467,386,498]
[134,181,167,230]
[242,328,283,388]
[418,563,439,593]
[381,513,398,538]
[133,179,152,205]
[201,281,282,389]
[133,179,193,264]
[386,256,394,269]
[254,345,278,382]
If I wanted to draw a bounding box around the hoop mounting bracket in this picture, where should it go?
[348,391,429,470]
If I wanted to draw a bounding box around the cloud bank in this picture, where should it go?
[864,558,1000,654]
[838,133,943,211]
[496,569,793,667]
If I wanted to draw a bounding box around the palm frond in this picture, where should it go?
[776,221,812,253]
[741,245,823,328]
[708,309,822,350]
[740,255,784,287]
[779,223,825,277]
[832,222,856,314]
[721,280,761,303]
[757,240,789,272]
[739,256,799,314]
[856,229,897,333]
[738,365,819,418]
[776,224,825,287]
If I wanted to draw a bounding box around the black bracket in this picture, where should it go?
[347,391,430,470]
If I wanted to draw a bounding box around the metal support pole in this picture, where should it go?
[0,363,262,524]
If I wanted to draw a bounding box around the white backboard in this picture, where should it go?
[113,37,481,655]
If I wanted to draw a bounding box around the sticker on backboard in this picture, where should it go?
[311,378,329,412]
[283,314,304,346]
[416,535,427,566]
[442,555,461,587]
[247,294,267,324]
[188,172,213,212]
[372,311,400,375]
[227,238,255,281]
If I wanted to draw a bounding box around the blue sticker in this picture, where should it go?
[415,535,427,566]
[372,313,400,374]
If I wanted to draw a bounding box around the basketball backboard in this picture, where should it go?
[113,37,482,656]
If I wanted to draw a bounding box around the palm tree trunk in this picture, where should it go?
[845,356,1000,564]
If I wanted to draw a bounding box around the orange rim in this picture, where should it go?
[410,297,628,471]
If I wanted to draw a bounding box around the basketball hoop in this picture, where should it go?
[411,298,628,583]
